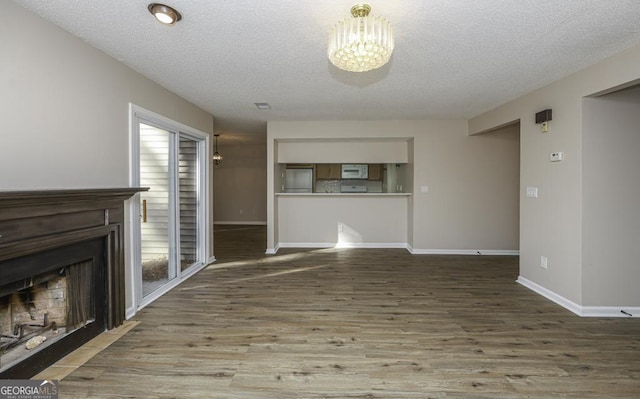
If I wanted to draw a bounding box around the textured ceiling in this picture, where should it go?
[11,0,640,135]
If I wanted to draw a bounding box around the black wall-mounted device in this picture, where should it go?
[535,109,552,124]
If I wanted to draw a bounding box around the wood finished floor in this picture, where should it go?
[58,226,640,398]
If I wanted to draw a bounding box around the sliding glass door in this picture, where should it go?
[139,123,175,296]
[178,136,199,272]
[131,105,209,310]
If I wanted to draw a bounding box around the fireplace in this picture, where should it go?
[0,188,144,378]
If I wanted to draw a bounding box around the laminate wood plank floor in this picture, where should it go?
[58,226,640,398]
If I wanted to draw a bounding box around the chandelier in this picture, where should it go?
[328,4,394,72]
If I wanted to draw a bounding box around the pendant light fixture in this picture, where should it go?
[213,134,223,166]
[328,3,394,72]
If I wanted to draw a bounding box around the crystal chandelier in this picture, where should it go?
[328,4,394,72]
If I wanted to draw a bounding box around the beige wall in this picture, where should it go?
[469,41,640,310]
[277,195,408,245]
[2,1,213,313]
[213,137,267,224]
[1,0,212,189]
[277,140,409,163]
[267,120,520,253]
[411,122,520,252]
[583,87,640,307]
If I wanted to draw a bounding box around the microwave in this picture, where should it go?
[341,164,368,179]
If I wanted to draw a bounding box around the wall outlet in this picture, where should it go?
[550,152,564,162]
[526,187,538,198]
[239,209,244,215]
[540,256,548,269]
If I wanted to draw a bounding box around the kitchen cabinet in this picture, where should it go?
[368,164,383,181]
[286,163,314,169]
[315,163,341,180]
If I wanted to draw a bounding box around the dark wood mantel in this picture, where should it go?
[0,188,146,377]
[0,188,145,209]
[0,188,147,327]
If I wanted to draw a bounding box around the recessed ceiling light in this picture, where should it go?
[254,102,272,110]
[148,3,182,25]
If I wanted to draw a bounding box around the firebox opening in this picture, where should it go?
[0,259,95,374]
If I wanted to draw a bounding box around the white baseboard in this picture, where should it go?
[126,305,137,320]
[581,306,640,318]
[265,245,279,255]
[278,242,334,249]
[335,242,408,249]
[516,276,582,316]
[278,242,410,250]
[214,221,267,225]
[517,276,640,318]
[409,248,519,256]
[272,244,518,256]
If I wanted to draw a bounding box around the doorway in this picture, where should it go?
[130,105,210,312]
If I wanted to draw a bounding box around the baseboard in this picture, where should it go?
[272,244,517,255]
[517,276,640,318]
[335,242,408,249]
[278,242,410,250]
[581,306,640,318]
[278,242,334,249]
[214,221,267,225]
[265,245,279,255]
[409,248,520,256]
[125,305,137,320]
[516,276,582,316]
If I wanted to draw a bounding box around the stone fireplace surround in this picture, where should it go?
[0,188,144,378]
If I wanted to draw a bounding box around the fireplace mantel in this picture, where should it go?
[0,188,145,210]
[0,188,146,377]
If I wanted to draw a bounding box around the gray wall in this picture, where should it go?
[1,0,212,189]
[583,87,640,306]
[1,0,213,313]
[413,122,520,251]
[267,120,520,253]
[213,134,267,224]
[469,40,640,310]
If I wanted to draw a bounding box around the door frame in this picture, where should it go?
[127,104,211,317]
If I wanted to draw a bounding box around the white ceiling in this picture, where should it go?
[11,0,640,136]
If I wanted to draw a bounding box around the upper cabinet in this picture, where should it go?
[316,163,384,180]
[315,164,341,180]
[286,163,314,169]
[367,164,383,181]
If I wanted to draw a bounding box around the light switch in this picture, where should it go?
[526,187,538,198]
[420,186,429,193]
[540,256,548,269]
